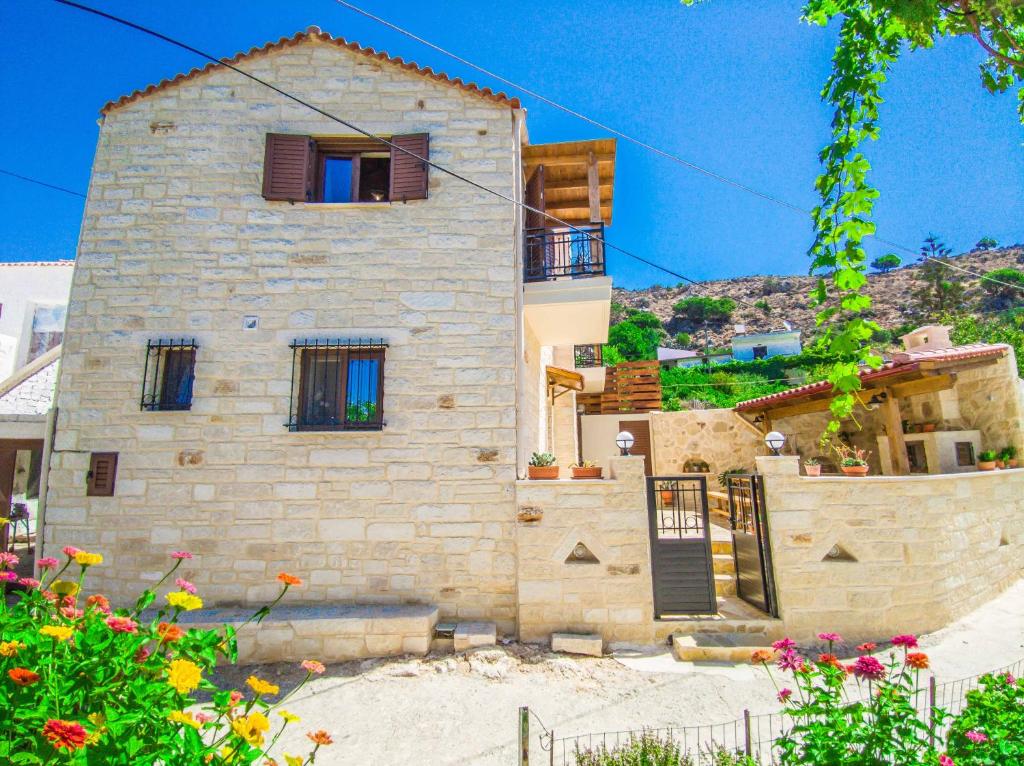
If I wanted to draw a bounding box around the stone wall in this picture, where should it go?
[937,352,1024,454]
[515,455,654,643]
[46,39,521,632]
[649,409,763,477]
[759,456,1024,642]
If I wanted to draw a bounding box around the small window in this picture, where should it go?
[87,452,118,497]
[752,345,768,360]
[955,442,975,467]
[288,339,386,431]
[141,339,198,411]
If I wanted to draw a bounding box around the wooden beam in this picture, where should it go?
[888,373,956,399]
[587,151,601,223]
[881,387,910,475]
[542,178,613,192]
[761,373,958,422]
[523,153,615,168]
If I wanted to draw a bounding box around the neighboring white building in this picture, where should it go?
[730,326,802,362]
[0,262,74,381]
[657,346,730,369]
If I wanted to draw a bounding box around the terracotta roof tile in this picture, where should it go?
[100,27,520,115]
[0,260,74,267]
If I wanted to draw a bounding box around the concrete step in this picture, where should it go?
[711,539,733,555]
[714,573,736,597]
[712,553,735,575]
[453,622,496,651]
[672,632,775,664]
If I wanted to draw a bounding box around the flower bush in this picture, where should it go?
[574,731,757,766]
[0,545,331,765]
[945,671,1024,765]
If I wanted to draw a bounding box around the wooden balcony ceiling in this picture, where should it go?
[523,139,616,225]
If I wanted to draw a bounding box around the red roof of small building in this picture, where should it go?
[100,27,520,115]
[734,343,1010,412]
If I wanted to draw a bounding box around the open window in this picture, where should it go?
[262,134,429,204]
[287,339,386,431]
[141,339,198,411]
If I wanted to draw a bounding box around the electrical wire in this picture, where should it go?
[0,168,86,198]
[52,0,762,309]
[330,0,1024,294]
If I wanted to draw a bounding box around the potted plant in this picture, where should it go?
[978,450,998,471]
[1000,446,1018,469]
[922,422,936,433]
[569,460,603,480]
[528,452,559,480]
[835,444,870,476]
[803,458,821,477]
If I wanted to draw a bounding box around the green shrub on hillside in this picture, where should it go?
[671,296,736,323]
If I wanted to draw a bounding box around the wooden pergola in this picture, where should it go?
[522,139,616,225]
[734,345,1009,475]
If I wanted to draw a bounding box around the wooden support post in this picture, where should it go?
[586,150,601,223]
[882,388,910,475]
[0,449,17,551]
[519,706,530,766]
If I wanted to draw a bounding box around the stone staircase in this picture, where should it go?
[712,537,736,597]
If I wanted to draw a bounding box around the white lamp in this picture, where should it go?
[616,431,635,456]
[765,430,786,456]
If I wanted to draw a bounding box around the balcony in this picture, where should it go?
[523,224,606,282]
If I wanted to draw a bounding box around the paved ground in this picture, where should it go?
[210,580,1024,765]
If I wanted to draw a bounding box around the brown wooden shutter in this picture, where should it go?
[262,134,314,202]
[524,165,546,228]
[87,452,118,497]
[389,133,429,202]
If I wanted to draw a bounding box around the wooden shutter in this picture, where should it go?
[262,134,314,202]
[87,452,118,497]
[389,133,429,202]
[524,165,546,229]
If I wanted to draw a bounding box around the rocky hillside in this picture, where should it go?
[613,246,1024,347]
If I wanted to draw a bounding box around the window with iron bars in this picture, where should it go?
[141,339,198,411]
[287,339,386,431]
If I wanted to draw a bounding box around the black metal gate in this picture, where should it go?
[646,476,717,617]
[725,474,778,617]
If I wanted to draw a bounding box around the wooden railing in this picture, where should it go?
[577,360,662,414]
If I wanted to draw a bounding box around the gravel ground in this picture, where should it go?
[212,580,1024,765]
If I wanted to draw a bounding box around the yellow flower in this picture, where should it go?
[167,659,202,694]
[51,580,80,597]
[220,746,240,763]
[0,640,25,657]
[166,591,203,611]
[168,710,200,730]
[246,675,280,696]
[75,551,103,567]
[284,756,303,766]
[40,625,74,642]
[87,712,105,727]
[231,712,270,747]
[278,709,300,724]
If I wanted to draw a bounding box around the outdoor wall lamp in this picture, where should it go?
[765,430,786,456]
[616,431,635,456]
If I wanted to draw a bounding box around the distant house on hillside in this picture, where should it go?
[731,325,801,362]
[657,346,730,370]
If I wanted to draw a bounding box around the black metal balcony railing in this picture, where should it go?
[523,223,606,282]
[573,344,604,368]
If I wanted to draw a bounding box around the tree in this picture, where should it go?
[870,253,901,273]
[913,236,965,317]
[623,309,664,331]
[671,296,736,323]
[980,267,1024,309]
[674,331,692,347]
[607,320,662,361]
[975,236,999,250]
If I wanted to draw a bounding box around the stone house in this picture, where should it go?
[41,28,613,640]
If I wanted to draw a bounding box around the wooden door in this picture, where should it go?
[619,419,652,475]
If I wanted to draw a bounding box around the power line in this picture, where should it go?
[330,0,1024,295]
[0,169,86,198]
[52,0,761,308]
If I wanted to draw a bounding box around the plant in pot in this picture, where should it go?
[1000,446,1018,469]
[978,450,999,471]
[528,452,559,479]
[569,460,603,480]
[834,444,870,476]
[803,457,821,477]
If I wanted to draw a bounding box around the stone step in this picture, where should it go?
[453,622,496,651]
[552,632,603,657]
[712,553,735,575]
[672,632,775,664]
[711,539,733,555]
[714,573,736,597]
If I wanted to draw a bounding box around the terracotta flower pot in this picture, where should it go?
[841,464,869,476]
[1009,459,1019,469]
[528,465,559,480]
[996,460,1006,469]
[922,423,936,433]
[978,461,997,471]
[804,464,821,477]
[571,466,603,480]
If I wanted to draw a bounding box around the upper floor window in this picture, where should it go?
[287,339,386,431]
[141,339,197,411]
[262,134,429,204]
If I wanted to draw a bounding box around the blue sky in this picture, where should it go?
[1,1,1021,288]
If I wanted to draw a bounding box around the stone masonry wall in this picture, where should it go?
[758,456,1024,642]
[46,39,521,632]
[515,455,654,643]
[650,409,763,477]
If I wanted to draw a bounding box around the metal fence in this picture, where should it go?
[523,656,1024,765]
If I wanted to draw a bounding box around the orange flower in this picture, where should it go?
[86,594,111,614]
[906,652,930,670]
[817,653,843,670]
[277,572,302,587]
[750,649,774,664]
[42,719,88,750]
[157,622,185,643]
[306,730,333,746]
[8,668,41,686]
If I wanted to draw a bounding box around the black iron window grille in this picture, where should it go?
[287,339,387,431]
[141,339,198,411]
[573,344,604,368]
[523,223,606,282]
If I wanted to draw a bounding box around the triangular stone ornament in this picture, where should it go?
[999,529,1010,547]
[565,541,599,564]
[822,543,857,562]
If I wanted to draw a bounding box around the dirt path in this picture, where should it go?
[214,580,1024,765]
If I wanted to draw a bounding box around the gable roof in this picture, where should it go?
[101,26,521,115]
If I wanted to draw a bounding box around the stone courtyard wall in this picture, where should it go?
[46,39,521,632]
[759,456,1024,642]
[649,409,762,477]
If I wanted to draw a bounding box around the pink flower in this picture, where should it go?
[134,646,152,663]
[105,616,139,634]
[61,546,81,558]
[772,638,796,651]
[892,634,918,649]
[60,606,84,619]
[965,730,987,744]
[777,688,793,702]
[302,659,326,674]
[777,648,805,672]
[175,577,197,595]
[852,655,886,681]
[0,571,17,582]
[18,577,40,588]
[0,551,19,568]
[939,756,955,766]
[817,632,842,643]
[37,557,59,570]
[170,551,193,560]
[1002,672,1016,685]
[229,690,243,705]
[195,712,214,724]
